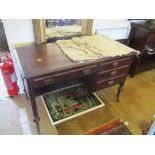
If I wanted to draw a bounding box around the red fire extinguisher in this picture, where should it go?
[0,52,19,96]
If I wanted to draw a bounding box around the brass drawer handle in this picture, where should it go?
[83,68,91,75]
[44,78,54,85]
[110,71,117,76]
[113,62,119,67]
[108,80,114,86]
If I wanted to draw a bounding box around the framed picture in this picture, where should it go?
[33,19,93,44]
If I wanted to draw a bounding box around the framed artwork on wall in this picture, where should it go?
[33,19,93,44]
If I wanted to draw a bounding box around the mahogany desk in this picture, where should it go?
[15,43,135,133]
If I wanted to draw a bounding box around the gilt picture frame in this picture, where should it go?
[33,19,93,45]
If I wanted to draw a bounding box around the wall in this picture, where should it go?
[93,19,130,40]
[2,19,35,51]
[2,19,35,93]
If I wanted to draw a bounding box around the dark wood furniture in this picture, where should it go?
[15,43,135,133]
[129,21,155,76]
[0,20,9,51]
[86,119,132,135]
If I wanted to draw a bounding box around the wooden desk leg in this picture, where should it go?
[116,82,124,102]
[27,79,40,134]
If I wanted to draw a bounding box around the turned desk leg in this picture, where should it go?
[33,115,40,134]
[27,79,40,134]
[117,82,124,102]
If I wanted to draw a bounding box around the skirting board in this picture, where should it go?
[41,92,104,126]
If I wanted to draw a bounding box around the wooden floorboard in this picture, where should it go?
[56,69,155,135]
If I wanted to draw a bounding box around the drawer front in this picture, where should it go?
[95,75,126,91]
[100,57,132,71]
[98,66,129,81]
[33,65,97,88]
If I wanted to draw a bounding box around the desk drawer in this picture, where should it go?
[33,65,97,88]
[98,66,129,80]
[95,75,126,91]
[100,57,132,71]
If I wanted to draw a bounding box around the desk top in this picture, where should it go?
[15,42,136,79]
[15,43,99,79]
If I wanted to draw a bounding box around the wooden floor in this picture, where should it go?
[56,69,155,135]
